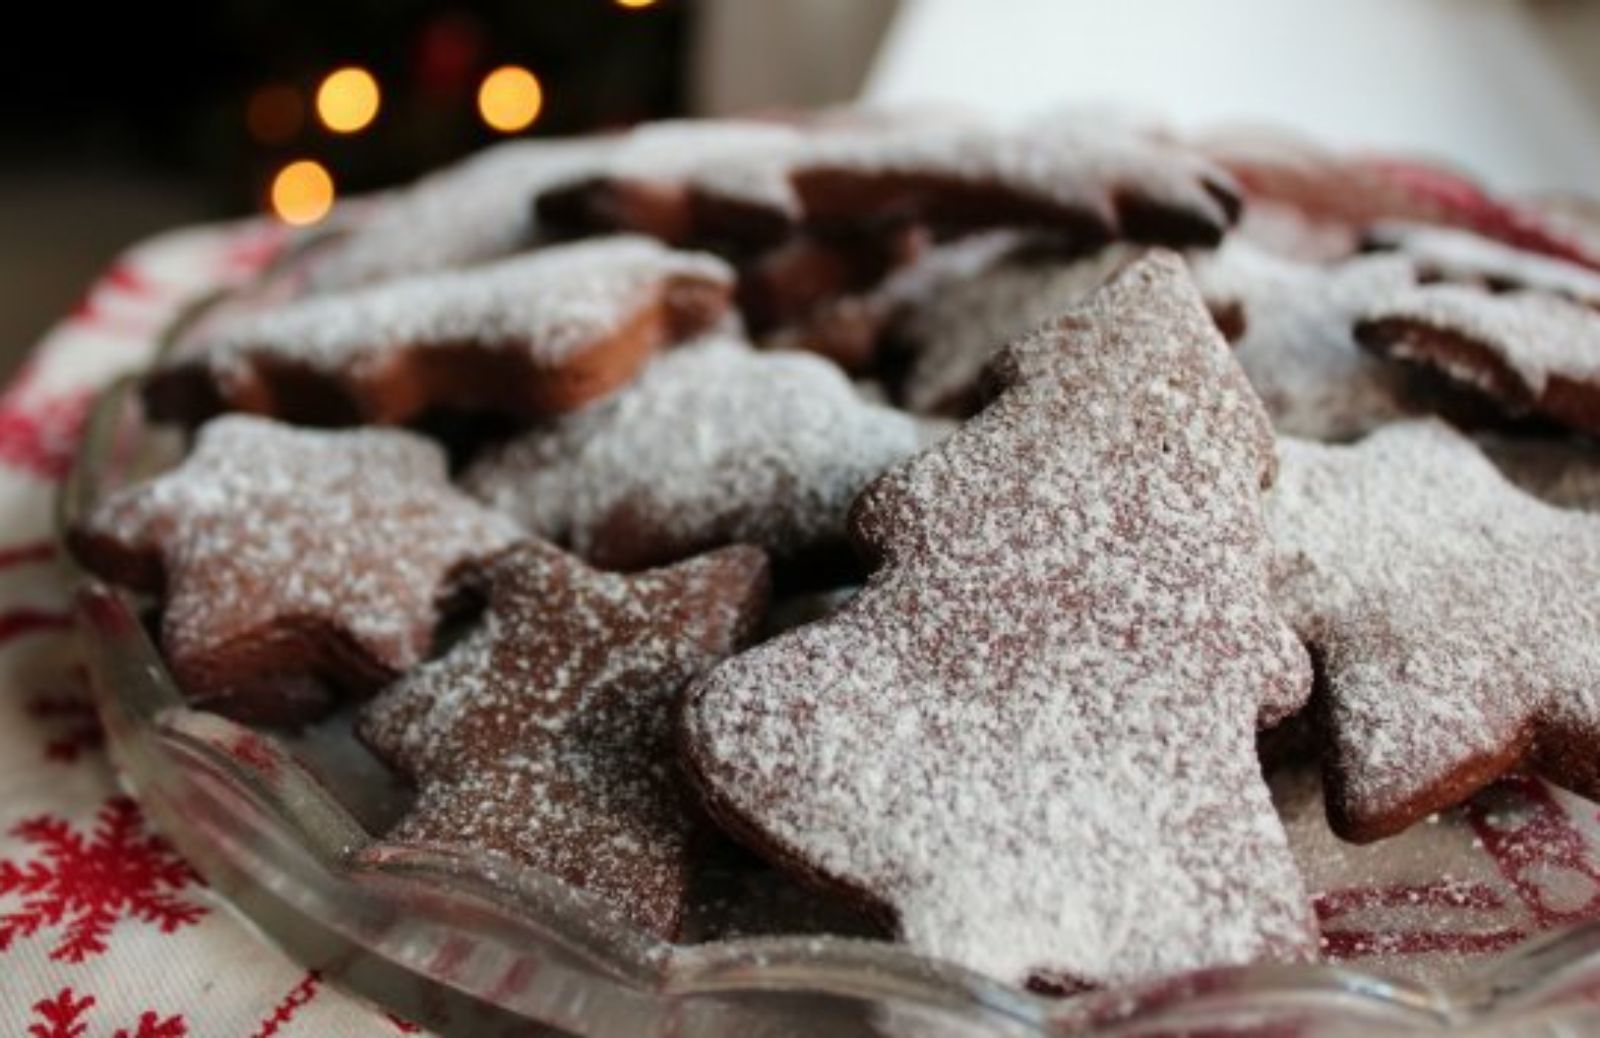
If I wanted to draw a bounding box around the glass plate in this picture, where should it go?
[54,236,1600,1038]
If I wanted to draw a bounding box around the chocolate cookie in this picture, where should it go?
[1364,222,1600,304]
[306,137,615,292]
[541,116,1241,250]
[535,119,810,247]
[1269,421,1600,841]
[359,539,769,938]
[736,226,929,368]
[1190,240,1421,439]
[463,336,941,571]
[892,243,1136,415]
[68,415,522,723]
[761,230,1022,375]
[1356,285,1600,436]
[145,236,734,426]
[680,253,1317,988]
[789,117,1241,246]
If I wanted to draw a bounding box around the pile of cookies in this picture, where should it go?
[67,110,1600,993]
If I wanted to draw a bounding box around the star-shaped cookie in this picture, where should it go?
[306,137,617,292]
[540,115,1240,250]
[359,539,770,938]
[1268,420,1600,841]
[1356,284,1600,436]
[791,115,1243,247]
[680,254,1317,988]
[536,119,813,246]
[68,415,522,723]
[463,336,941,572]
[145,236,734,426]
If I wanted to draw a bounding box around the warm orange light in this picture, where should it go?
[270,160,335,226]
[315,67,381,134]
[477,65,543,133]
[615,0,659,8]
[246,84,303,145]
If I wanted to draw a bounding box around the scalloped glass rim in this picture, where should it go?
[51,278,1600,1038]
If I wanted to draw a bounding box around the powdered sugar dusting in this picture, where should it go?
[79,415,522,699]
[543,119,809,224]
[463,336,938,568]
[553,113,1238,244]
[182,236,731,385]
[1359,286,1600,403]
[1191,240,1420,439]
[896,245,1136,415]
[1268,422,1600,835]
[1367,222,1600,306]
[308,138,617,292]
[801,115,1237,237]
[359,540,769,937]
[683,253,1317,987]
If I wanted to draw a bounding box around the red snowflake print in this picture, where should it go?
[1314,879,1525,959]
[0,796,206,962]
[28,987,186,1038]
[1469,776,1600,929]
[25,678,104,764]
[249,970,320,1038]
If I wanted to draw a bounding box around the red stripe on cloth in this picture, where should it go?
[0,541,56,570]
[101,262,154,297]
[0,390,92,482]
[1468,776,1600,930]
[1320,926,1526,959]
[68,261,166,334]
[0,609,72,644]
[221,226,291,275]
[1314,880,1506,918]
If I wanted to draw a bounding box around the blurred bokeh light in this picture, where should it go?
[477,65,544,133]
[269,159,335,226]
[316,67,382,134]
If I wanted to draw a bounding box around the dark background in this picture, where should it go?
[0,0,694,374]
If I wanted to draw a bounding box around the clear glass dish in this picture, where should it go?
[54,237,1600,1038]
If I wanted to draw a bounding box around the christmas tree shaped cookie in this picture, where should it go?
[680,253,1317,987]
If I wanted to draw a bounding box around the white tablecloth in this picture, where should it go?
[0,222,424,1036]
